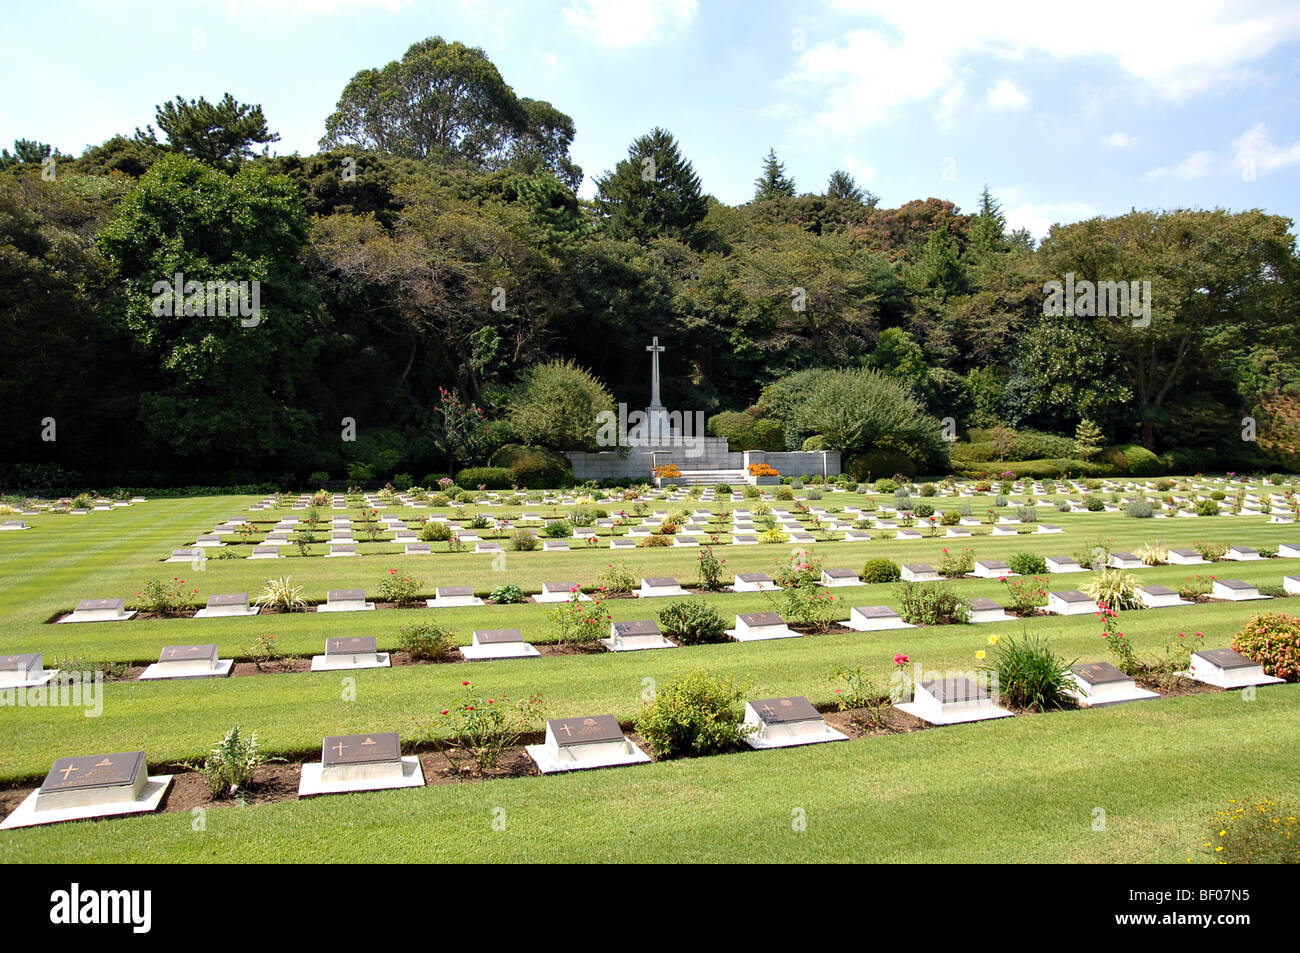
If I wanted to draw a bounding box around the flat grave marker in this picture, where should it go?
[0,751,171,829]
[603,619,675,652]
[461,627,541,661]
[728,611,799,642]
[194,593,258,619]
[427,585,484,608]
[311,636,390,671]
[896,675,1014,726]
[844,605,913,632]
[140,643,233,680]
[1066,661,1159,707]
[59,598,135,623]
[0,652,55,689]
[526,714,651,773]
[1188,648,1284,689]
[318,588,375,613]
[299,731,424,797]
[742,696,847,748]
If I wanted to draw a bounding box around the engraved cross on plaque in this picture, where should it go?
[331,741,348,758]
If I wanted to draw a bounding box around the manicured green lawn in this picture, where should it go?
[1,686,1294,863]
[0,489,1295,862]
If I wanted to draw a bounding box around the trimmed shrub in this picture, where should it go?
[862,557,901,583]
[454,466,514,490]
[488,444,571,488]
[507,529,540,551]
[1102,443,1162,476]
[398,622,456,660]
[657,599,730,645]
[1232,612,1300,681]
[1008,551,1047,575]
[894,581,970,625]
[708,411,785,451]
[634,670,754,758]
[846,448,917,481]
[489,584,527,604]
[1125,499,1154,518]
[1195,498,1220,516]
[419,520,452,542]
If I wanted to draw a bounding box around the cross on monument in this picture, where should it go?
[646,336,665,409]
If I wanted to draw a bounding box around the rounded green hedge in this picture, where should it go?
[845,448,917,481]
[488,444,573,488]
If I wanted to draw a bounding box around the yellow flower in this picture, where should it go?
[975,650,986,660]
[988,634,1000,645]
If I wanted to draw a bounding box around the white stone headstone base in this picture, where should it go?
[726,624,800,642]
[194,606,260,618]
[426,596,485,608]
[459,642,541,660]
[533,590,590,603]
[297,757,424,797]
[310,653,391,671]
[0,670,57,689]
[525,738,651,774]
[59,609,136,624]
[1065,678,1160,708]
[0,777,172,830]
[1185,662,1284,690]
[895,698,1014,726]
[139,659,234,681]
[317,602,375,613]
[600,635,676,652]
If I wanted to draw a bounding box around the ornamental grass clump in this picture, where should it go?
[254,576,307,612]
[1084,568,1141,611]
[979,632,1076,711]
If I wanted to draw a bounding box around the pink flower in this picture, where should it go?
[894,654,909,666]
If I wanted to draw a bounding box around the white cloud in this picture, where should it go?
[1003,200,1098,241]
[933,80,966,130]
[841,154,876,184]
[562,0,698,48]
[1232,122,1300,174]
[1144,150,1217,181]
[781,1,1300,132]
[986,78,1029,110]
[1099,131,1136,148]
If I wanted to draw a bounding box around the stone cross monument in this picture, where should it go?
[645,335,673,442]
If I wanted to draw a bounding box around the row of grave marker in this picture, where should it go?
[3,646,1284,830]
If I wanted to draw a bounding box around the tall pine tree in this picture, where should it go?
[753,148,796,200]
[593,126,707,244]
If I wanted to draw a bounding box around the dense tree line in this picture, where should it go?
[1,36,1297,490]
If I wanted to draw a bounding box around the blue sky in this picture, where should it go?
[3,0,1299,238]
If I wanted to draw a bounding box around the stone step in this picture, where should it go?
[663,470,747,486]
